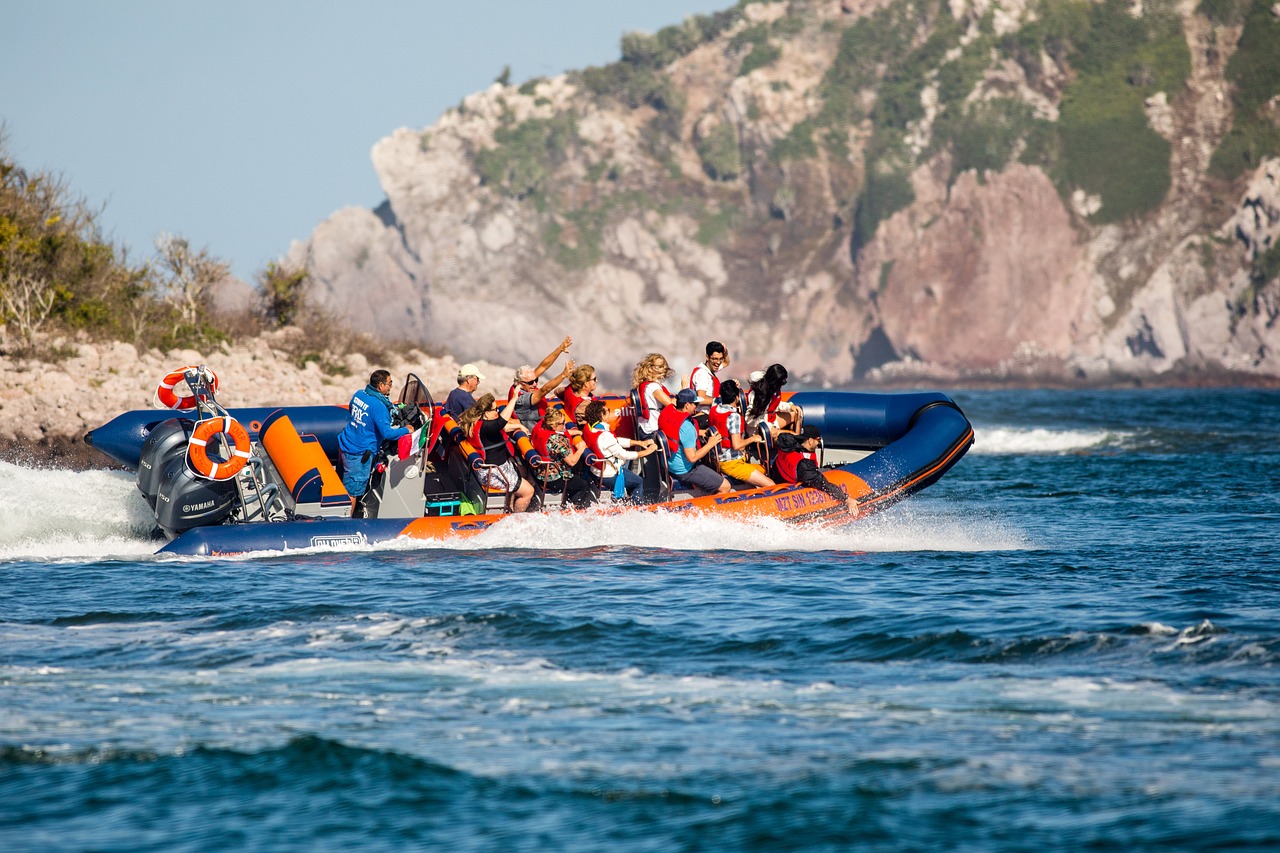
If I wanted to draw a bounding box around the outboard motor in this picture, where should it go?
[136,418,194,509]
[153,452,237,538]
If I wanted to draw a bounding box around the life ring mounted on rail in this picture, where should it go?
[154,366,219,410]
[187,416,252,480]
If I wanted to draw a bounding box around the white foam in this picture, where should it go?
[971,425,1129,455]
[0,459,1026,563]
[0,461,157,560]
[388,503,1032,554]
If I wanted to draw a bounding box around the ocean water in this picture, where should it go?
[1,388,1277,851]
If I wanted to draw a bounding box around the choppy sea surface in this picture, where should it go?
[1,388,1278,851]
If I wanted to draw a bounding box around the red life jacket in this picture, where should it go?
[776,449,805,484]
[561,386,588,422]
[706,403,737,442]
[657,405,702,463]
[582,421,608,475]
[531,420,556,458]
[633,380,660,421]
[688,364,721,401]
[469,417,514,462]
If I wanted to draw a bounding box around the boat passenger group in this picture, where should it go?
[336,336,859,517]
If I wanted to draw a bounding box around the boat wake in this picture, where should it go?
[971,425,1132,455]
[0,461,157,561]
[0,460,1028,562]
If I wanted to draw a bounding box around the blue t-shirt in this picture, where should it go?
[666,419,699,477]
[444,387,476,418]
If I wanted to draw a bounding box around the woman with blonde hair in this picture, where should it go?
[561,363,599,425]
[531,406,591,508]
[630,353,675,441]
[457,392,534,512]
[630,353,675,500]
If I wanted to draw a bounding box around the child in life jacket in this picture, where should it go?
[773,425,859,516]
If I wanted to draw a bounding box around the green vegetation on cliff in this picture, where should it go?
[1209,0,1280,179]
[464,0,1233,273]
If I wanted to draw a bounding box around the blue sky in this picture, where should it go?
[2,1,727,281]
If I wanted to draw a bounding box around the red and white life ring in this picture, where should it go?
[187,416,251,480]
[154,366,218,410]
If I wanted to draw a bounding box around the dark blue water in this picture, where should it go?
[2,389,1278,851]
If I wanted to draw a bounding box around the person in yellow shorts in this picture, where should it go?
[707,380,775,489]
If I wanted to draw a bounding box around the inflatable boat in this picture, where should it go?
[84,367,974,556]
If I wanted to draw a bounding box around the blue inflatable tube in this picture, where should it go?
[85,406,351,470]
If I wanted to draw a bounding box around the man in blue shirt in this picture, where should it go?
[338,370,410,505]
[445,363,485,418]
[662,388,730,495]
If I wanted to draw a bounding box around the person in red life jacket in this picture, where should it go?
[708,380,775,488]
[630,353,675,439]
[456,392,534,512]
[560,363,599,425]
[511,357,576,432]
[581,399,656,503]
[746,363,798,435]
[662,388,730,495]
[688,341,728,411]
[531,407,592,508]
[774,424,859,516]
[630,353,676,500]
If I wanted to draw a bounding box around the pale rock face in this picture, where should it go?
[290,206,425,342]
[1228,159,1280,262]
[865,165,1094,372]
[280,6,1280,388]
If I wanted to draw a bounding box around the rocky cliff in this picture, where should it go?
[287,0,1280,387]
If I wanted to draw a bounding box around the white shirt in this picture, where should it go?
[689,364,718,407]
[637,382,666,434]
[593,429,639,479]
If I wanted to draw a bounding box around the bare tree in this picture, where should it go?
[0,268,57,348]
[153,233,230,331]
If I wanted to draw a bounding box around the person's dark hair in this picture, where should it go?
[719,379,740,405]
[748,364,788,420]
[583,400,608,425]
[706,340,725,358]
[370,369,392,388]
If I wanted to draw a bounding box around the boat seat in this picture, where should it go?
[258,410,352,517]
[527,459,566,512]
[440,422,547,514]
[650,431,676,504]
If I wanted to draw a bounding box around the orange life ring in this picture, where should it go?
[154,366,218,410]
[187,416,252,480]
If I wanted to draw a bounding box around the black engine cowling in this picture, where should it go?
[153,452,237,538]
[137,418,194,510]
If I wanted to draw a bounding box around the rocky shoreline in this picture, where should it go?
[0,329,514,471]
[3,329,1275,472]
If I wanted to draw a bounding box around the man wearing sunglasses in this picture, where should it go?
[507,335,575,430]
